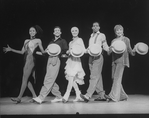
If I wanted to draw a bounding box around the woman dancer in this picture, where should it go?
[3,25,45,103]
[62,27,86,102]
[107,25,136,102]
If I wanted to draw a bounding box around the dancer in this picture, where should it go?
[80,22,110,102]
[33,26,68,104]
[62,27,86,103]
[107,24,136,102]
[3,25,45,103]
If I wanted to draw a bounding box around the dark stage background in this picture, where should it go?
[1,0,149,97]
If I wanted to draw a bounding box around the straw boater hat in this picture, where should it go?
[70,44,84,57]
[111,40,126,54]
[135,42,148,55]
[46,43,61,56]
[88,44,102,56]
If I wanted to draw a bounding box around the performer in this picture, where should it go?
[107,25,136,102]
[33,26,68,104]
[3,25,45,103]
[80,22,110,102]
[62,27,86,103]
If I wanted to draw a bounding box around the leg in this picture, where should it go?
[51,82,62,99]
[11,62,34,103]
[95,55,106,99]
[86,55,104,98]
[109,63,125,102]
[63,76,74,101]
[38,57,60,101]
[73,80,83,102]
[27,81,37,98]
[18,63,34,99]
[120,85,128,101]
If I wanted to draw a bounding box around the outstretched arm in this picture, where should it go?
[3,44,25,54]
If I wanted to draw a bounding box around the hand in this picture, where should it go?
[36,51,42,55]
[132,45,136,52]
[61,54,68,58]
[3,45,12,53]
[66,50,70,54]
[51,57,58,66]
[85,49,88,54]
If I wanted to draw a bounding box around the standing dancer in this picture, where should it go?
[62,27,86,102]
[107,25,135,102]
[33,26,68,104]
[3,25,45,103]
[80,22,110,102]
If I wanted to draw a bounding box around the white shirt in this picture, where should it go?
[88,31,109,52]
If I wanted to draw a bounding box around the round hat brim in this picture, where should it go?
[70,44,84,57]
[46,44,61,56]
[111,40,126,54]
[88,44,102,56]
[135,42,148,55]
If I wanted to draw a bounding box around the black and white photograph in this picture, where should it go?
[1,0,149,117]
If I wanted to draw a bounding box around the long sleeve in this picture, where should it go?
[61,39,68,54]
[125,38,135,56]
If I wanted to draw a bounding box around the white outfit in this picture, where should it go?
[63,37,86,101]
[65,37,86,85]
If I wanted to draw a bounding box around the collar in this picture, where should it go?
[53,37,61,42]
[91,31,100,36]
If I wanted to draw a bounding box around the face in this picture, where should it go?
[92,22,100,33]
[29,27,37,37]
[53,27,61,37]
[71,27,79,37]
[115,28,123,37]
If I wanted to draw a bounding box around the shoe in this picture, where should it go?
[94,98,107,101]
[32,97,42,104]
[51,98,62,103]
[106,98,114,102]
[121,98,127,101]
[73,98,83,102]
[80,94,89,103]
[29,99,36,103]
[11,97,21,104]
[62,98,68,103]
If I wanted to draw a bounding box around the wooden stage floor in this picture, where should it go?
[0,94,149,117]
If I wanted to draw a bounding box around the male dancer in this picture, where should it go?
[33,26,68,103]
[80,22,109,102]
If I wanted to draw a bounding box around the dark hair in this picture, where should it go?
[54,26,61,31]
[93,22,100,26]
[32,25,43,38]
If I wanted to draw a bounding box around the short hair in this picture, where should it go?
[54,26,61,31]
[114,25,124,32]
[71,26,79,32]
[93,22,100,26]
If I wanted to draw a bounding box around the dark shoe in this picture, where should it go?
[11,97,21,104]
[106,98,114,102]
[62,98,68,103]
[94,98,107,101]
[80,94,89,103]
[121,98,127,101]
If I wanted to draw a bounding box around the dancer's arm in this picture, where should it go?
[3,44,25,54]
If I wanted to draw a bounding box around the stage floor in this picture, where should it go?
[0,94,149,115]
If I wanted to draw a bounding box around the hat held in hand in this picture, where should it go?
[111,40,126,54]
[70,44,84,57]
[46,43,61,56]
[135,42,148,55]
[88,44,102,56]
